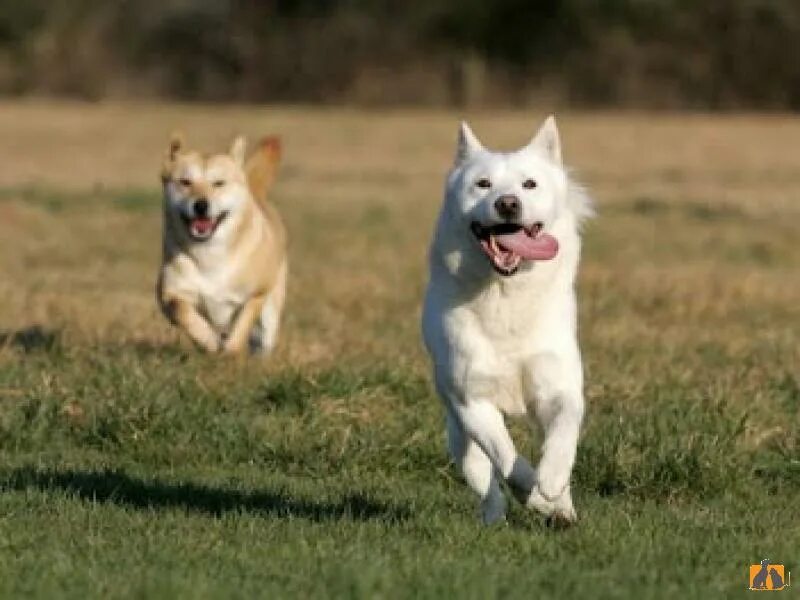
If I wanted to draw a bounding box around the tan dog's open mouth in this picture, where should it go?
[181,211,229,241]
[470,222,559,276]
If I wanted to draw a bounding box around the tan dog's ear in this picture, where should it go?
[168,131,185,161]
[230,136,247,167]
[245,136,282,205]
[162,132,185,182]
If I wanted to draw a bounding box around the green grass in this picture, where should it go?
[0,337,797,599]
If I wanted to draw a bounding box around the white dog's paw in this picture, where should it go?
[549,494,578,527]
[480,492,508,525]
[523,486,555,516]
[536,463,570,502]
[524,484,578,527]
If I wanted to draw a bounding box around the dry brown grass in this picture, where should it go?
[0,100,797,376]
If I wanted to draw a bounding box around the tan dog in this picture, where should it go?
[157,134,287,355]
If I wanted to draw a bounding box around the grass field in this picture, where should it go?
[0,101,798,598]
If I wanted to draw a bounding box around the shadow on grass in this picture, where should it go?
[0,328,187,359]
[112,339,191,360]
[0,326,60,353]
[2,466,410,523]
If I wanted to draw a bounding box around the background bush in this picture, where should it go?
[0,0,799,108]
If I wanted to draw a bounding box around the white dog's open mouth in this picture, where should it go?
[181,212,228,241]
[470,222,559,275]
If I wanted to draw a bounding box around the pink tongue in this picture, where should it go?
[193,217,213,234]
[495,230,559,260]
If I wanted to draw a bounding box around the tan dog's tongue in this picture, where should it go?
[193,217,213,235]
[495,230,559,260]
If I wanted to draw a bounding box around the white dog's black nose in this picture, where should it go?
[494,195,521,220]
[193,199,209,217]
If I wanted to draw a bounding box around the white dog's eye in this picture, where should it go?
[178,178,192,187]
[212,180,226,188]
[475,177,492,189]
[522,178,537,189]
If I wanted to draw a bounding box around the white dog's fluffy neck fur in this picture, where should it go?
[422,116,592,526]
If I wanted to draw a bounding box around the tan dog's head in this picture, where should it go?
[161,134,250,242]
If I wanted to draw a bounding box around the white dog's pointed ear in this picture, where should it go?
[455,121,483,165]
[529,115,561,164]
[230,135,247,167]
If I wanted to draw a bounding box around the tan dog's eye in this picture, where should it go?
[212,180,226,188]
[178,178,192,187]
[476,178,492,189]
[522,179,537,189]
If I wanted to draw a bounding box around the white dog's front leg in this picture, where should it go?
[450,399,554,517]
[536,397,582,501]
[445,410,506,524]
[527,352,584,522]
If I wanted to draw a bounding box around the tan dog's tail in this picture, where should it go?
[245,136,282,206]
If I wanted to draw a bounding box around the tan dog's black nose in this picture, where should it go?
[494,195,521,220]
[193,199,209,217]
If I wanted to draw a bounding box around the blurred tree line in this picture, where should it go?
[0,0,798,109]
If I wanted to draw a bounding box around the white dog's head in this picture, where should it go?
[443,116,570,276]
[161,134,251,243]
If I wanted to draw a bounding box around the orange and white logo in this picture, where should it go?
[749,559,791,591]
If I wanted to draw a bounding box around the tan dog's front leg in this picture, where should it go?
[222,294,267,354]
[165,298,220,352]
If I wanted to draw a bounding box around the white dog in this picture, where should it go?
[422,116,593,525]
